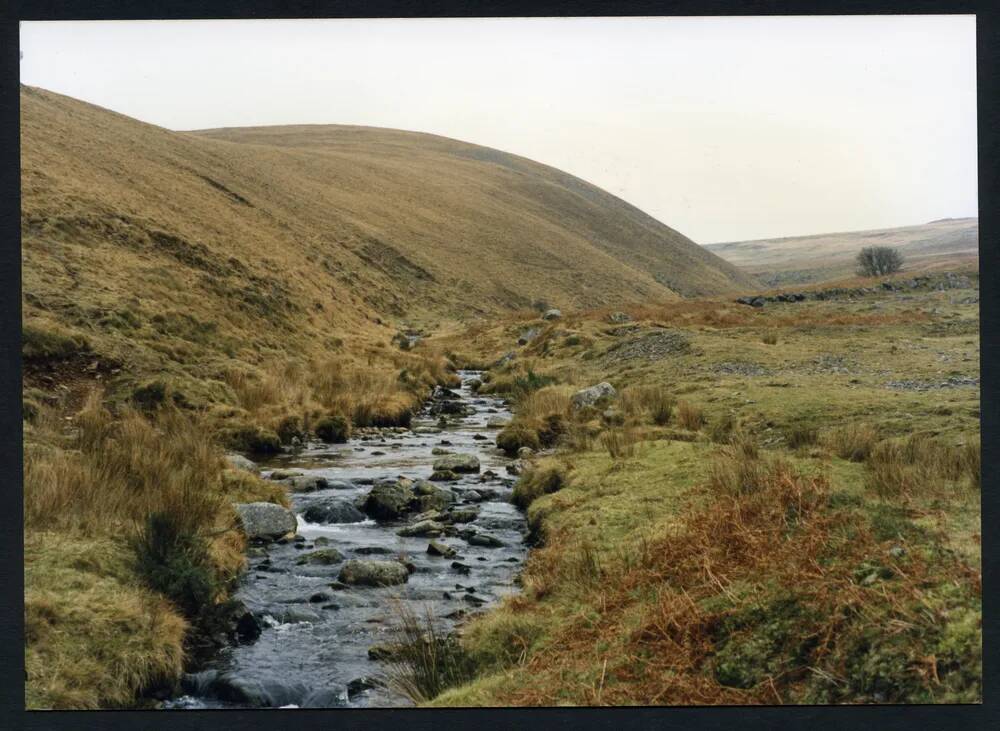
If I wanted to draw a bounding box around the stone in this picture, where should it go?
[302,499,366,524]
[517,446,534,459]
[517,328,539,345]
[486,415,511,429]
[397,519,445,537]
[467,532,504,548]
[429,400,469,416]
[444,508,479,524]
[571,382,616,409]
[295,548,346,566]
[234,502,297,542]
[361,479,416,521]
[225,454,259,473]
[433,453,481,473]
[427,540,457,558]
[286,475,329,493]
[347,677,382,698]
[268,469,303,481]
[429,470,459,482]
[542,308,562,320]
[608,311,631,324]
[338,559,410,587]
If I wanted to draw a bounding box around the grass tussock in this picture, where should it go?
[496,385,572,456]
[618,385,675,426]
[785,424,819,449]
[383,603,478,705]
[23,393,285,709]
[512,458,570,510]
[825,422,880,462]
[676,400,705,432]
[600,427,641,461]
[865,434,981,498]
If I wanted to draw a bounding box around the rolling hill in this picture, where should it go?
[704,218,979,286]
[21,84,756,410]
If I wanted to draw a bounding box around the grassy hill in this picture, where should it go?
[705,218,978,287]
[21,84,756,708]
[21,83,756,416]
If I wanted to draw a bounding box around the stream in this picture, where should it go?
[167,371,527,709]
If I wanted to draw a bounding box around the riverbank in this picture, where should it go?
[425,273,981,705]
[23,352,465,709]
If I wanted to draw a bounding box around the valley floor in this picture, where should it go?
[425,270,981,705]
[23,268,981,708]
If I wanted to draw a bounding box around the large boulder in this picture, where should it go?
[429,400,469,416]
[234,502,297,542]
[361,479,416,521]
[412,480,455,511]
[486,415,511,429]
[302,499,366,524]
[571,382,616,409]
[338,559,410,587]
[226,454,259,473]
[433,453,480,474]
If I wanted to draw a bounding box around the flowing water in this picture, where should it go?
[168,371,526,708]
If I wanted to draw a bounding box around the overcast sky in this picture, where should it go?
[20,16,977,244]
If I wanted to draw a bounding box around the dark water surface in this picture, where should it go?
[168,371,526,708]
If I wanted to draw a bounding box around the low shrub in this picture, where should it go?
[761,332,779,345]
[496,423,541,456]
[222,425,282,455]
[314,413,351,443]
[133,512,219,619]
[274,415,304,445]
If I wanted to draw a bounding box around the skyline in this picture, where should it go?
[20,16,978,244]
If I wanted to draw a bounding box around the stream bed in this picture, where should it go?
[167,371,527,708]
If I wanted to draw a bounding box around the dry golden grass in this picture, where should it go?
[25,531,188,709]
[23,392,285,709]
[676,400,705,431]
[617,385,675,426]
[600,427,641,460]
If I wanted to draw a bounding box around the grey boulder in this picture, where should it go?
[338,559,410,587]
[433,453,480,473]
[571,382,616,409]
[234,502,297,542]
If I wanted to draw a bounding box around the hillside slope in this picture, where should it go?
[705,218,978,286]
